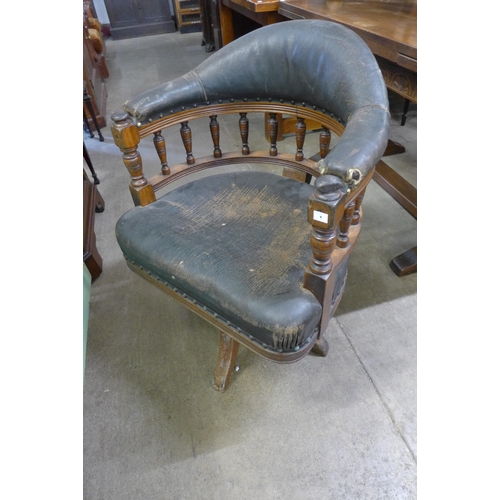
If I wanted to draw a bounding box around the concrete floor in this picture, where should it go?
[84,30,417,499]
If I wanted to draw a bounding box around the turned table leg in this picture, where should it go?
[84,84,104,142]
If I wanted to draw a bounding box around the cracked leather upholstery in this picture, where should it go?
[123,19,390,180]
[116,20,390,353]
[116,172,341,353]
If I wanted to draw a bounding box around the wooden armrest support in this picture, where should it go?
[111,112,156,207]
[303,175,346,337]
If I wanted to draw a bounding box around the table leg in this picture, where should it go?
[373,160,417,277]
[401,98,411,126]
[83,142,100,185]
[84,88,104,142]
[389,246,417,277]
[383,140,406,156]
[83,112,94,139]
[219,0,235,46]
[373,160,416,219]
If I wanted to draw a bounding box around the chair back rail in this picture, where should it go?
[111,103,355,205]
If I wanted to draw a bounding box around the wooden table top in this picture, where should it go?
[278,0,417,72]
[227,0,281,13]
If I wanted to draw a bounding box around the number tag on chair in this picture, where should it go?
[313,210,329,224]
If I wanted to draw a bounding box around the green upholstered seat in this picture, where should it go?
[116,171,347,354]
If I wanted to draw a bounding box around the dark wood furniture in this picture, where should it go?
[84,2,109,77]
[200,0,222,51]
[110,21,390,392]
[278,0,416,98]
[174,0,202,33]
[103,0,175,39]
[83,10,108,131]
[218,0,417,99]
[84,83,104,143]
[218,0,285,45]
[401,99,412,126]
[84,142,100,185]
[83,169,105,282]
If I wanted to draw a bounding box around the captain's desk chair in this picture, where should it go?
[111,20,390,391]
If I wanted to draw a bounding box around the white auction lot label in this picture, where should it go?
[313,210,329,223]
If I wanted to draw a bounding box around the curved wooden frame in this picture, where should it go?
[135,102,345,137]
[111,101,372,391]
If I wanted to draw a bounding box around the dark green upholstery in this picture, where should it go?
[124,19,390,183]
[112,19,391,375]
[116,171,347,353]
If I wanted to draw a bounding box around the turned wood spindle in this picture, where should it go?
[268,113,278,156]
[153,130,170,175]
[209,115,222,158]
[352,188,366,226]
[306,176,346,276]
[295,117,306,161]
[110,112,155,207]
[239,113,250,155]
[319,126,331,159]
[180,121,195,165]
[111,113,147,189]
[309,228,338,275]
[303,175,346,346]
[337,200,356,248]
[123,148,147,188]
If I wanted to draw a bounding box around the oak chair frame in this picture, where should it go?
[111,99,373,391]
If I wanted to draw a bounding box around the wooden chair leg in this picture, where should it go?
[213,332,239,392]
[311,336,329,357]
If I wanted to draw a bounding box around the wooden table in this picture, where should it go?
[279,0,416,99]
[218,0,285,45]
[218,0,417,276]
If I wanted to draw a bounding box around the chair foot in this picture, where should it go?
[389,245,417,276]
[310,336,329,357]
[213,332,240,392]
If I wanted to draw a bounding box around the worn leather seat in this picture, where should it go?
[111,19,390,390]
[117,171,346,353]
